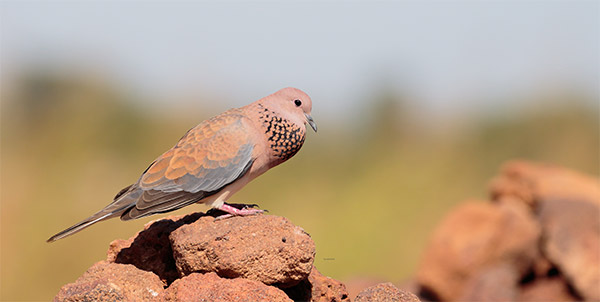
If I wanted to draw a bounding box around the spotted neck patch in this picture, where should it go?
[258,104,305,162]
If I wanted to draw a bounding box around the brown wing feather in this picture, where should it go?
[120,112,255,220]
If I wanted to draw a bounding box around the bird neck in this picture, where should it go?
[255,103,306,165]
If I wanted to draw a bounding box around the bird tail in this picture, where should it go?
[46,187,139,243]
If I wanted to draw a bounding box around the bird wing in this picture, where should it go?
[122,112,255,220]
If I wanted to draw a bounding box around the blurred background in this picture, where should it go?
[1,1,598,300]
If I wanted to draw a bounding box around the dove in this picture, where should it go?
[47,87,317,242]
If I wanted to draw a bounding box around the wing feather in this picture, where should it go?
[120,112,255,220]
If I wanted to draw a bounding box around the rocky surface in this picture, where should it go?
[170,214,315,287]
[284,266,351,302]
[344,277,389,300]
[54,261,164,302]
[55,213,359,302]
[417,200,540,301]
[518,276,579,302]
[539,198,600,301]
[459,263,520,302]
[106,212,204,284]
[489,160,600,208]
[306,267,351,302]
[355,282,421,302]
[160,272,292,302]
[416,160,599,302]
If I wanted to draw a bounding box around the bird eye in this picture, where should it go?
[294,99,302,107]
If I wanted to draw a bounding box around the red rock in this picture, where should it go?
[106,212,204,284]
[489,160,600,208]
[344,277,388,301]
[459,263,519,302]
[160,272,292,302]
[519,276,580,302]
[54,261,163,302]
[284,266,350,302]
[355,282,420,302]
[170,214,315,287]
[539,199,600,301]
[416,201,540,301]
[308,268,350,302]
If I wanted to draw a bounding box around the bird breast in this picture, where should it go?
[256,104,306,166]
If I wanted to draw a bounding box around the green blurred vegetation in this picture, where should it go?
[1,70,598,301]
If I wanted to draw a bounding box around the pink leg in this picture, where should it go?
[215,203,265,220]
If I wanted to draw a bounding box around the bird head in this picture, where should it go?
[263,87,317,132]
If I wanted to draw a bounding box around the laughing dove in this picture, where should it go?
[47,87,317,242]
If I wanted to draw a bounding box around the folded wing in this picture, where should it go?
[121,113,255,220]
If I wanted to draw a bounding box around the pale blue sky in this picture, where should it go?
[1,1,598,119]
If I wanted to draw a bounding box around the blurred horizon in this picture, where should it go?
[2,1,598,118]
[1,1,599,301]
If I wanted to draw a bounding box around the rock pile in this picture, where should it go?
[416,160,600,302]
[57,159,593,301]
[55,211,419,301]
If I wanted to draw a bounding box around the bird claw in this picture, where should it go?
[243,204,268,213]
[214,203,267,219]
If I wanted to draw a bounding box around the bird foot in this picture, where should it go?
[214,203,267,220]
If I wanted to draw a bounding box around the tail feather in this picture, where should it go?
[46,211,119,243]
[47,188,139,243]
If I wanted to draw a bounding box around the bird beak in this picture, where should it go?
[305,113,317,132]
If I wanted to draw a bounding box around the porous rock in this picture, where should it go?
[344,277,388,301]
[170,214,315,287]
[284,266,350,302]
[160,272,292,302]
[308,267,351,302]
[54,261,163,302]
[355,282,420,302]
[106,212,204,284]
[416,200,540,301]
